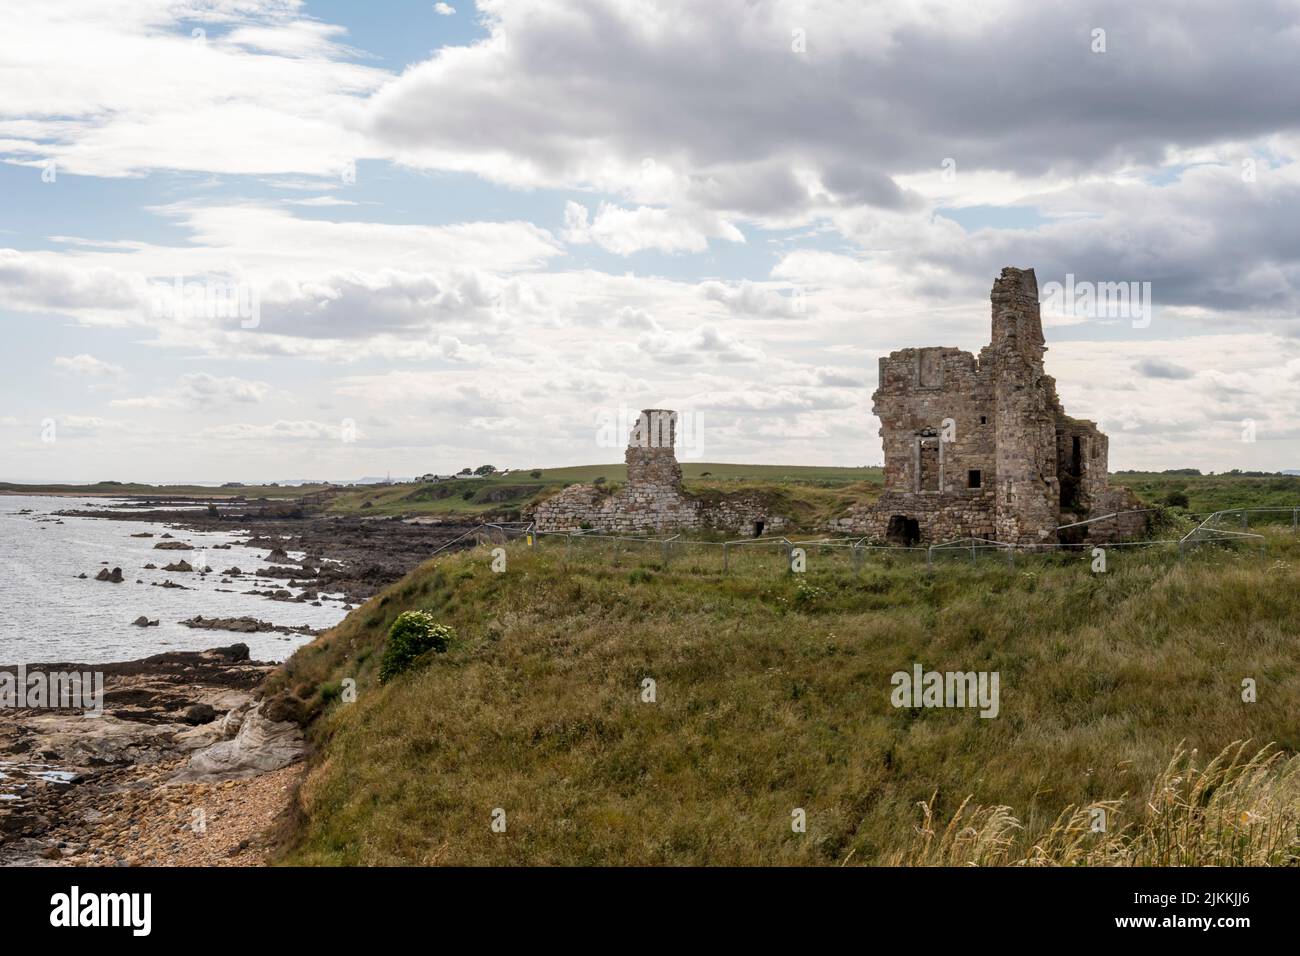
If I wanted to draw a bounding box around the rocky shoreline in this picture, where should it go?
[0,645,308,866]
[57,497,478,608]
[0,496,482,865]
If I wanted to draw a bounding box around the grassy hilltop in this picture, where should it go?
[273,524,1300,866]
[323,463,884,524]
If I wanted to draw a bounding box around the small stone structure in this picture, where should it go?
[532,410,786,535]
[833,267,1143,545]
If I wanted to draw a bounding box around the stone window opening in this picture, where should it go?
[968,469,982,489]
[753,520,765,538]
[916,350,944,388]
[979,415,987,425]
[915,437,941,493]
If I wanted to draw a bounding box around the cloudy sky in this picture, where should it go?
[3,0,1298,482]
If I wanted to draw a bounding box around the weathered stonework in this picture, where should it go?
[532,409,787,535]
[833,267,1143,545]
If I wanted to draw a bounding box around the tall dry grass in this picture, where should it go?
[888,741,1300,866]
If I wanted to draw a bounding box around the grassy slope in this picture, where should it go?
[277,529,1300,866]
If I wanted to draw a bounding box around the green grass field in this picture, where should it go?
[1112,472,1300,519]
[274,525,1300,866]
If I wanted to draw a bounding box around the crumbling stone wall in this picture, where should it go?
[532,409,787,535]
[835,267,1142,545]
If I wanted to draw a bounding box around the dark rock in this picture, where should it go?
[262,693,308,726]
[182,704,218,725]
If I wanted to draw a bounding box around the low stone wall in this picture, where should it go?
[532,485,786,535]
[833,486,1148,546]
[830,492,996,543]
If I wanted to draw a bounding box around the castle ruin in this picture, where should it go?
[833,267,1142,545]
[532,410,787,535]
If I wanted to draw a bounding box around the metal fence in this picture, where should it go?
[428,505,1295,576]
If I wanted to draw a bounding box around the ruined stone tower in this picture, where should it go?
[988,268,1061,543]
[834,267,1141,545]
[626,409,683,491]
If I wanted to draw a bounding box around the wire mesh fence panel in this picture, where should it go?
[723,538,792,575]
[794,541,861,575]
[458,504,1295,579]
[661,540,720,573]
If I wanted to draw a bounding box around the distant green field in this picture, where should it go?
[0,480,330,499]
[1112,472,1300,521]
[324,464,885,521]
[7,469,1297,530]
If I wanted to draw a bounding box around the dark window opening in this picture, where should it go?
[1061,435,1084,509]
[886,515,921,547]
[968,469,982,489]
[753,520,765,538]
[918,440,940,492]
[979,415,987,425]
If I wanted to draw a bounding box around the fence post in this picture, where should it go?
[852,544,862,572]
[662,539,670,568]
[1241,510,1248,530]
[1005,547,1013,570]
[926,546,933,574]
[970,540,976,564]
[1293,507,1297,535]
[723,542,729,573]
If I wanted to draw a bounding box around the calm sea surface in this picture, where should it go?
[0,495,348,664]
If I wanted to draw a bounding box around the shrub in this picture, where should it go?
[794,579,825,608]
[1163,490,1190,508]
[530,470,542,478]
[379,611,454,683]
